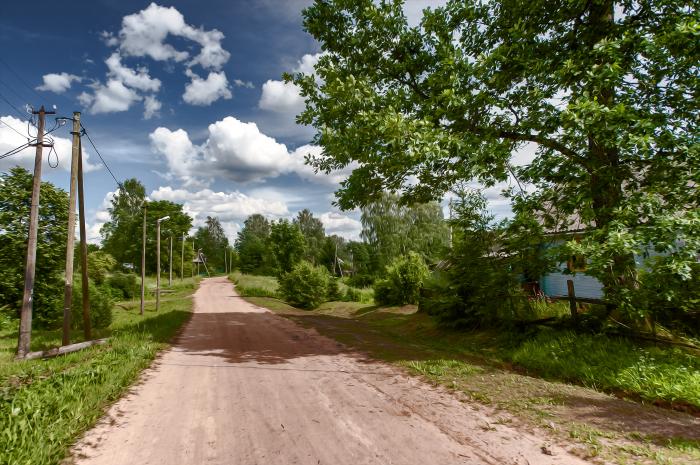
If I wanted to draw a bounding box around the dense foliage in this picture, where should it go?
[194,216,230,273]
[0,167,68,328]
[292,0,699,322]
[374,252,429,306]
[102,180,193,275]
[279,261,333,309]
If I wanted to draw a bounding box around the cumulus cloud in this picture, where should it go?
[36,73,81,93]
[105,52,161,92]
[115,2,230,70]
[318,211,362,240]
[77,3,238,114]
[79,79,141,114]
[150,186,289,238]
[258,80,305,113]
[182,70,232,106]
[143,95,162,119]
[149,116,353,186]
[258,53,322,114]
[0,115,100,172]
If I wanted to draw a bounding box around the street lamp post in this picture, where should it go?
[156,216,170,312]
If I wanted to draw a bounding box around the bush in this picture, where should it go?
[106,272,138,300]
[327,278,341,301]
[72,278,113,330]
[373,252,429,306]
[279,261,331,309]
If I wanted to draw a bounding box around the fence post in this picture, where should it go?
[566,279,578,325]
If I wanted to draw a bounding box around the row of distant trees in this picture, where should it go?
[233,194,448,286]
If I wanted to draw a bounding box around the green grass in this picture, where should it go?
[0,276,197,465]
[229,271,280,297]
[510,330,700,408]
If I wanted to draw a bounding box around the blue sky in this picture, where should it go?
[1,0,520,243]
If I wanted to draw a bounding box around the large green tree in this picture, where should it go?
[101,178,146,269]
[293,0,699,313]
[144,200,192,275]
[294,209,326,264]
[270,219,306,274]
[235,214,275,275]
[194,216,229,273]
[0,167,68,328]
[360,192,449,273]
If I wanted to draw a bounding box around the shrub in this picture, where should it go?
[327,278,341,301]
[373,252,429,306]
[72,278,113,330]
[87,251,117,285]
[106,272,138,300]
[279,261,331,309]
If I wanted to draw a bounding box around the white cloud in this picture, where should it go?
[150,186,289,238]
[258,53,322,114]
[116,3,230,70]
[143,95,161,119]
[258,80,305,113]
[183,70,232,106]
[79,79,142,114]
[36,73,81,93]
[233,79,254,89]
[0,115,100,173]
[149,116,352,185]
[318,211,362,240]
[105,52,161,92]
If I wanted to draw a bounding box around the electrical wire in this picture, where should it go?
[0,76,30,108]
[79,124,123,188]
[0,118,28,138]
[0,142,31,160]
[0,57,44,102]
[0,90,29,121]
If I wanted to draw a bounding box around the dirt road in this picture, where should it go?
[71,277,588,465]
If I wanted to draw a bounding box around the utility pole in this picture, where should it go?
[77,136,91,340]
[156,216,169,311]
[224,247,227,275]
[180,234,184,282]
[62,112,81,346]
[168,235,173,287]
[16,105,54,358]
[140,202,147,316]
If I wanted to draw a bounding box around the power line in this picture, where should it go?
[0,142,31,160]
[0,76,30,108]
[0,57,43,102]
[0,90,29,121]
[0,117,28,138]
[80,124,122,188]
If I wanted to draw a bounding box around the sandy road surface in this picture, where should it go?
[71,277,588,465]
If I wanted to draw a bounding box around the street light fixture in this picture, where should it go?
[156,216,170,312]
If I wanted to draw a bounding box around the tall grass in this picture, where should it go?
[229,271,280,298]
[510,330,700,407]
[0,283,194,465]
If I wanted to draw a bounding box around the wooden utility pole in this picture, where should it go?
[16,106,54,358]
[77,137,91,339]
[224,247,227,274]
[168,235,173,287]
[156,220,161,311]
[180,234,185,282]
[62,112,81,346]
[567,279,579,325]
[140,203,147,316]
[156,216,169,311]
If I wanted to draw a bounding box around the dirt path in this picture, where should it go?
[71,277,589,465]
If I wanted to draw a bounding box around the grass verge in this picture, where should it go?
[0,277,197,465]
